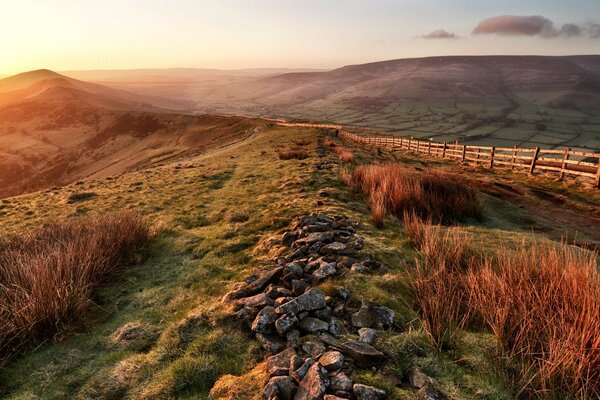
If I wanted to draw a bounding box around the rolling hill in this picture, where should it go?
[88,56,600,150]
[0,70,259,199]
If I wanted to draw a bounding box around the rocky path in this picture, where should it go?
[221,214,444,400]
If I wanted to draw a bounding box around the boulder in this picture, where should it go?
[302,340,326,358]
[324,396,347,400]
[409,369,434,389]
[256,333,286,354]
[292,279,310,296]
[329,318,346,336]
[313,306,332,320]
[236,293,274,310]
[251,306,277,334]
[320,242,349,255]
[264,376,298,400]
[312,263,337,282]
[305,231,335,244]
[292,358,316,381]
[416,385,446,400]
[286,262,305,278]
[351,300,395,330]
[294,363,330,400]
[286,329,301,345]
[275,288,327,315]
[329,372,353,392]
[282,232,298,246]
[266,284,293,299]
[358,328,377,344]
[275,313,299,336]
[339,340,385,367]
[299,317,330,333]
[353,384,386,400]
[319,351,344,371]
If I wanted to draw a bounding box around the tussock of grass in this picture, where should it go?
[294,139,311,146]
[277,148,309,160]
[334,146,355,163]
[405,216,600,397]
[0,211,150,363]
[342,163,482,226]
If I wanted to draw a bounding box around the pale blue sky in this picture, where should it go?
[0,0,599,74]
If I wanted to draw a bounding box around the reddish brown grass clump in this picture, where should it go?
[343,163,482,225]
[334,146,355,164]
[405,215,600,397]
[294,139,311,146]
[0,211,150,362]
[323,138,336,147]
[277,149,309,160]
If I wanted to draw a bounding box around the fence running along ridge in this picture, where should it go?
[275,121,600,188]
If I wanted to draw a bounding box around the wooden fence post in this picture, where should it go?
[408,138,412,151]
[461,145,466,163]
[442,142,447,158]
[416,140,420,153]
[489,147,495,169]
[560,148,571,179]
[529,147,540,174]
[511,146,517,170]
[428,141,431,155]
[595,157,600,188]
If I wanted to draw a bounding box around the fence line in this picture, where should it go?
[274,121,600,188]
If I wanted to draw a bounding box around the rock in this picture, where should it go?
[236,293,274,310]
[275,313,299,336]
[294,363,330,400]
[251,306,277,334]
[286,329,301,345]
[358,328,377,344]
[409,369,434,389]
[282,232,298,246]
[222,267,283,302]
[351,300,395,330]
[332,302,346,317]
[336,257,356,269]
[317,332,342,348]
[266,284,293,299]
[305,231,334,244]
[416,385,446,400]
[256,333,286,354]
[337,287,350,300]
[275,288,327,315]
[275,297,294,307]
[350,264,370,274]
[320,242,349,255]
[312,262,337,282]
[313,306,332,321]
[292,279,310,296]
[286,246,310,262]
[286,262,305,277]
[319,351,344,371]
[299,317,330,333]
[290,355,305,372]
[319,191,330,198]
[329,372,353,392]
[309,242,323,254]
[266,348,296,377]
[293,358,316,381]
[302,340,326,358]
[264,376,298,400]
[339,340,385,367]
[329,318,346,336]
[353,384,386,400]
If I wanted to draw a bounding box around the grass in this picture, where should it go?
[0,211,150,364]
[277,148,309,160]
[404,215,600,398]
[342,163,482,226]
[334,146,355,163]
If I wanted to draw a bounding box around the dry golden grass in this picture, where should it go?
[0,211,150,363]
[343,163,482,225]
[323,138,336,147]
[405,215,600,397]
[277,148,309,160]
[294,139,311,146]
[334,146,355,164]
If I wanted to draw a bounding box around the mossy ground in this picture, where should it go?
[0,124,596,399]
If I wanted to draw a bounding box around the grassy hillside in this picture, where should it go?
[0,122,598,399]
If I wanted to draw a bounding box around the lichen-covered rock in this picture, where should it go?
[358,328,377,344]
[409,369,434,389]
[252,306,278,334]
[264,375,297,400]
[266,348,297,377]
[319,351,344,371]
[416,385,446,400]
[339,340,385,367]
[329,372,353,392]
[299,317,330,333]
[353,384,386,400]
[222,267,284,302]
[350,300,395,330]
[275,313,299,336]
[302,340,326,358]
[312,262,337,282]
[256,333,287,354]
[294,363,330,400]
[275,288,327,315]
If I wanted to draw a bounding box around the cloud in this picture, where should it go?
[421,29,458,39]
[472,15,592,39]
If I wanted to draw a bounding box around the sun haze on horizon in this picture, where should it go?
[1,0,599,75]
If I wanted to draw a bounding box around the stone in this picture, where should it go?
[222,267,283,302]
[256,333,286,354]
[329,372,353,392]
[264,376,298,400]
[293,358,316,381]
[319,191,330,197]
[291,279,310,296]
[320,242,349,255]
[329,318,346,336]
[286,246,310,262]
[358,328,377,344]
[290,354,305,372]
[236,293,274,310]
[305,231,334,244]
[313,306,332,320]
[374,306,395,330]
[317,332,342,348]
[337,287,350,300]
[282,232,298,246]
[350,264,370,274]
[353,384,386,400]
[294,363,330,400]
[308,242,323,254]
[266,348,296,377]
[302,340,326,358]
[339,340,385,367]
[409,369,434,389]
[319,351,344,371]
[312,262,337,282]
[251,306,277,334]
[286,329,301,345]
[416,385,446,400]
[275,288,327,315]
[286,262,305,277]
[266,284,293,299]
[275,297,294,307]
[275,313,299,336]
[299,317,330,333]
[336,257,356,269]
[351,300,395,330]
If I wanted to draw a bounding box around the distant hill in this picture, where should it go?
[0,70,259,198]
[93,56,600,150]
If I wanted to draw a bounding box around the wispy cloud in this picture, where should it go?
[421,29,458,39]
[472,15,598,39]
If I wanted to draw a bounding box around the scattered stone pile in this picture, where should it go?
[222,214,397,400]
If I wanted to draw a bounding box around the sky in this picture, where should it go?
[0,0,599,75]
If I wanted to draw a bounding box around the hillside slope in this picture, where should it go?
[0,123,598,399]
[0,70,257,199]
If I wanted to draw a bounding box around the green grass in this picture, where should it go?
[0,124,597,399]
